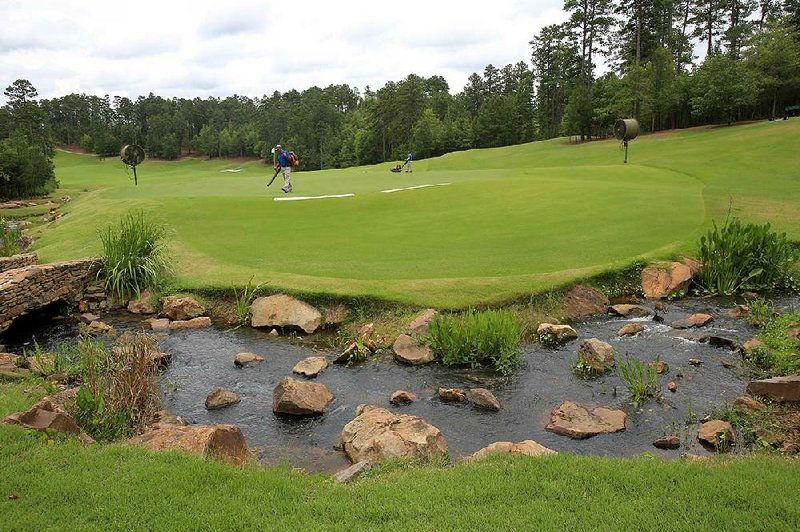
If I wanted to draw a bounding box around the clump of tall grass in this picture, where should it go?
[698,217,799,295]
[100,210,170,301]
[428,309,522,375]
[72,332,162,441]
[0,219,22,256]
[745,310,800,377]
[618,356,659,407]
[233,276,265,326]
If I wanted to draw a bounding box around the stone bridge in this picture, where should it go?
[0,253,106,334]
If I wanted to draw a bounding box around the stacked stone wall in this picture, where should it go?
[0,253,38,274]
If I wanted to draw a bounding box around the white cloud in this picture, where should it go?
[0,0,564,102]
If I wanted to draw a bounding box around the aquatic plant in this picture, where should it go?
[698,217,799,295]
[233,276,265,326]
[428,309,522,375]
[100,210,170,301]
[0,219,22,256]
[618,356,659,407]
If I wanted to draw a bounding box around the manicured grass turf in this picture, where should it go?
[1,383,799,530]
[34,120,800,307]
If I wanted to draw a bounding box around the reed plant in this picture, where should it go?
[618,356,658,407]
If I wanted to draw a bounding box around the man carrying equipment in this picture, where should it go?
[403,152,413,173]
[274,144,293,193]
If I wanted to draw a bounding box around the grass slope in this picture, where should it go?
[1,384,798,531]
[34,120,800,307]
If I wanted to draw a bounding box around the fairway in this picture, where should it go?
[35,120,800,306]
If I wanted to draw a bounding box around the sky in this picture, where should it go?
[0,0,566,103]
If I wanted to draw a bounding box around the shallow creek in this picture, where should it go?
[9,295,798,473]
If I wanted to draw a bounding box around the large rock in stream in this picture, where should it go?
[339,405,448,463]
[272,377,333,415]
[161,296,206,321]
[747,376,800,402]
[393,334,434,365]
[641,261,694,299]
[250,294,322,334]
[545,401,627,439]
[578,339,615,373]
[130,424,249,466]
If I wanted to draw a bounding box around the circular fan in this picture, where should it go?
[614,119,640,142]
[120,144,145,166]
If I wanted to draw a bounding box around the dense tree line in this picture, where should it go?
[1,0,799,194]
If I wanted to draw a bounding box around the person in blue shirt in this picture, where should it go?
[403,152,413,173]
[274,144,293,193]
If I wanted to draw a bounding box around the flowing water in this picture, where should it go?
[7,296,798,474]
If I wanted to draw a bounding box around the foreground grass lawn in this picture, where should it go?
[33,120,800,306]
[1,383,799,530]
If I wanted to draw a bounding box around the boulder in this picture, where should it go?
[545,401,626,439]
[339,405,448,463]
[438,387,468,403]
[3,397,94,444]
[733,396,766,415]
[250,294,321,334]
[407,308,437,336]
[86,320,113,336]
[130,424,249,466]
[653,435,681,450]
[747,376,800,402]
[726,304,750,319]
[577,339,615,373]
[707,336,739,350]
[147,318,170,331]
[127,289,156,314]
[537,323,578,343]
[333,343,357,365]
[617,323,644,337]
[641,261,693,299]
[205,388,241,410]
[470,440,556,460]
[680,256,703,276]
[292,356,329,378]
[161,296,205,321]
[0,353,27,379]
[333,460,373,483]
[152,410,188,429]
[79,313,100,324]
[272,377,333,415]
[467,388,501,411]
[671,313,714,329]
[563,285,609,318]
[393,334,434,365]
[169,317,212,330]
[234,352,265,367]
[389,390,417,405]
[698,420,735,450]
[609,304,652,318]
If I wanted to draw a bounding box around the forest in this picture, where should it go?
[1,0,799,195]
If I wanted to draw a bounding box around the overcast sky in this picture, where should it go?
[0,0,566,103]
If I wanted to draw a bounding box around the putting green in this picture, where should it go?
[33,120,800,306]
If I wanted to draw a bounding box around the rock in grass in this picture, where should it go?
[467,388,501,411]
[671,313,714,329]
[437,387,468,403]
[234,352,265,367]
[250,294,321,334]
[333,460,373,483]
[653,435,681,450]
[733,396,766,415]
[470,440,556,460]
[272,377,333,415]
[698,420,735,451]
[406,308,437,336]
[392,334,433,365]
[747,376,800,402]
[577,339,615,373]
[389,390,417,405]
[292,356,329,378]
[617,323,644,337]
[743,338,765,353]
[161,296,205,321]
[130,424,249,467]
[545,401,626,439]
[537,323,578,343]
[205,388,241,410]
[3,396,94,444]
[562,285,609,318]
[339,405,448,463]
[333,343,357,365]
[609,304,652,318]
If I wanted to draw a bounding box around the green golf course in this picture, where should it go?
[34,120,800,307]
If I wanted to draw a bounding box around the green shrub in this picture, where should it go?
[100,210,170,301]
[618,356,658,407]
[233,276,264,326]
[428,309,522,375]
[746,298,776,328]
[746,310,800,376]
[698,217,800,295]
[0,220,22,256]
